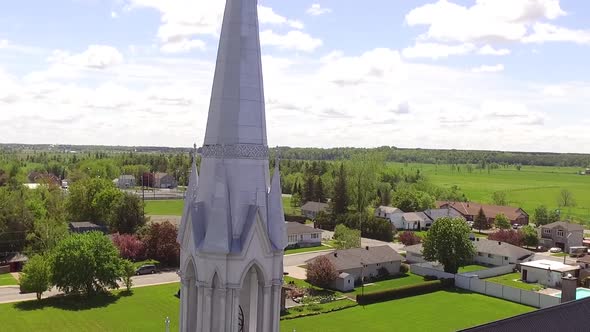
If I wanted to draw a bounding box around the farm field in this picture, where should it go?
[389,163,590,225]
[280,289,534,332]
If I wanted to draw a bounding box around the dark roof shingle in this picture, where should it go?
[313,245,402,271]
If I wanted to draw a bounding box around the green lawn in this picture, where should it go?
[144,200,184,216]
[352,273,427,296]
[458,265,489,273]
[0,273,18,286]
[484,272,543,291]
[285,245,331,255]
[391,163,590,225]
[281,299,357,320]
[281,289,534,332]
[283,196,301,216]
[551,252,568,257]
[0,283,181,331]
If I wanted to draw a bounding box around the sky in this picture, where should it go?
[1,0,590,153]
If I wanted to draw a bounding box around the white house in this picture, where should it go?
[286,222,323,249]
[520,260,581,288]
[375,206,404,229]
[405,238,535,267]
[301,201,329,220]
[402,212,430,230]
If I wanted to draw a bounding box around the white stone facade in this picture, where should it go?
[177,0,285,331]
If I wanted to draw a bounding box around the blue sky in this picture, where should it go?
[1,0,590,152]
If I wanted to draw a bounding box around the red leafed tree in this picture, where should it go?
[142,221,180,267]
[399,231,422,246]
[487,229,523,247]
[112,233,145,261]
[306,255,338,288]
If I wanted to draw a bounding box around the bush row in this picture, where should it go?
[281,300,358,320]
[284,214,308,224]
[356,278,454,305]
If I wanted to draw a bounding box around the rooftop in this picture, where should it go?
[314,245,403,271]
[520,259,580,272]
[541,221,584,232]
[402,212,428,222]
[436,201,526,220]
[473,238,534,259]
[376,206,403,214]
[286,222,322,236]
[301,201,329,213]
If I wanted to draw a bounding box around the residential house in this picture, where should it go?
[309,245,403,292]
[539,221,584,252]
[286,222,323,249]
[405,238,534,266]
[68,222,108,234]
[374,206,405,229]
[423,208,465,222]
[153,172,177,189]
[519,259,580,288]
[0,253,28,272]
[301,201,329,220]
[437,201,529,226]
[401,212,430,230]
[116,175,136,188]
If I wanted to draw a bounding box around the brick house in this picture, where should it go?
[538,221,584,252]
[437,201,529,226]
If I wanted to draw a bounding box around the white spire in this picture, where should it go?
[177,146,199,244]
[268,160,287,250]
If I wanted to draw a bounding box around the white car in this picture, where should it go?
[549,247,562,253]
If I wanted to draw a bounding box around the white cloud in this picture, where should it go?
[258,5,304,29]
[160,39,205,53]
[523,23,590,44]
[406,0,566,44]
[402,42,475,59]
[260,30,323,52]
[478,44,511,55]
[48,45,124,69]
[0,39,8,48]
[307,4,332,16]
[111,11,119,19]
[471,64,505,73]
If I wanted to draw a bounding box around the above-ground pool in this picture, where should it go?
[553,288,590,300]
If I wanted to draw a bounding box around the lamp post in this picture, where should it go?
[564,232,572,264]
[165,316,170,332]
[361,261,365,298]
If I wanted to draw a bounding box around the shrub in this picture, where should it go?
[400,263,410,274]
[357,280,444,305]
[306,256,338,288]
[377,267,390,279]
[399,231,422,246]
[488,229,523,247]
[112,233,145,261]
[141,221,180,267]
[121,259,135,292]
[284,214,307,224]
[423,275,438,281]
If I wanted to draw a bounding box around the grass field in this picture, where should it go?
[484,272,543,291]
[0,273,18,286]
[281,289,534,332]
[458,265,489,273]
[352,273,426,296]
[392,163,590,225]
[285,245,331,255]
[144,200,183,216]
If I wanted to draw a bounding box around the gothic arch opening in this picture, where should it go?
[239,264,266,332]
[183,259,198,332]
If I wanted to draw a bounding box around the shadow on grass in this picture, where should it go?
[14,291,123,312]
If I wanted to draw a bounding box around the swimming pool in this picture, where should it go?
[553,288,590,300]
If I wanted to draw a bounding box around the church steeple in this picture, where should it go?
[178,1,284,331]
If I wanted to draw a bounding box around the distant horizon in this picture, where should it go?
[2,141,590,157]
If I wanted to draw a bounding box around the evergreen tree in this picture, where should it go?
[474,207,488,232]
[302,174,315,203]
[332,163,349,215]
[314,177,326,203]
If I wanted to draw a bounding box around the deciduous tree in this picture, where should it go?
[488,229,523,246]
[423,217,476,274]
[333,224,361,249]
[558,189,576,208]
[112,233,145,261]
[306,256,338,288]
[108,193,146,234]
[494,213,511,230]
[141,221,180,267]
[399,231,422,246]
[492,191,508,206]
[51,232,123,296]
[19,254,52,300]
[121,259,135,292]
[520,225,539,248]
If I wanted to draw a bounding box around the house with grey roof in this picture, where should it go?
[401,212,430,230]
[308,245,403,291]
[115,174,136,188]
[423,208,465,222]
[68,222,108,234]
[539,221,584,252]
[301,201,329,220]
[286,222,323,249]
[375,206,404,229]
[405,238,534,266]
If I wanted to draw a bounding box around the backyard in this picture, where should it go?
[459,265,489,273]
[352,273,427,297]
[144,200,183,216]
[484,272,543,291]
[285,245,331,255]
[0,273,18,286]
[281,289,534,331]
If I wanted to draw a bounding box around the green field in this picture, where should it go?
[144,200,184,216]
[484,272,543,291]
[458,265,489,273]
[281,289,534,332]
[392,163,590,225]
[0,273,18,286]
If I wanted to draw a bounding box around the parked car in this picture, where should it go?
[549,247,562,253]
[136,264,157,275]
[512,224,520,229]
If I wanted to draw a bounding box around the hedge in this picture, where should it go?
[284,214,308,223]
[356,278,454,305]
